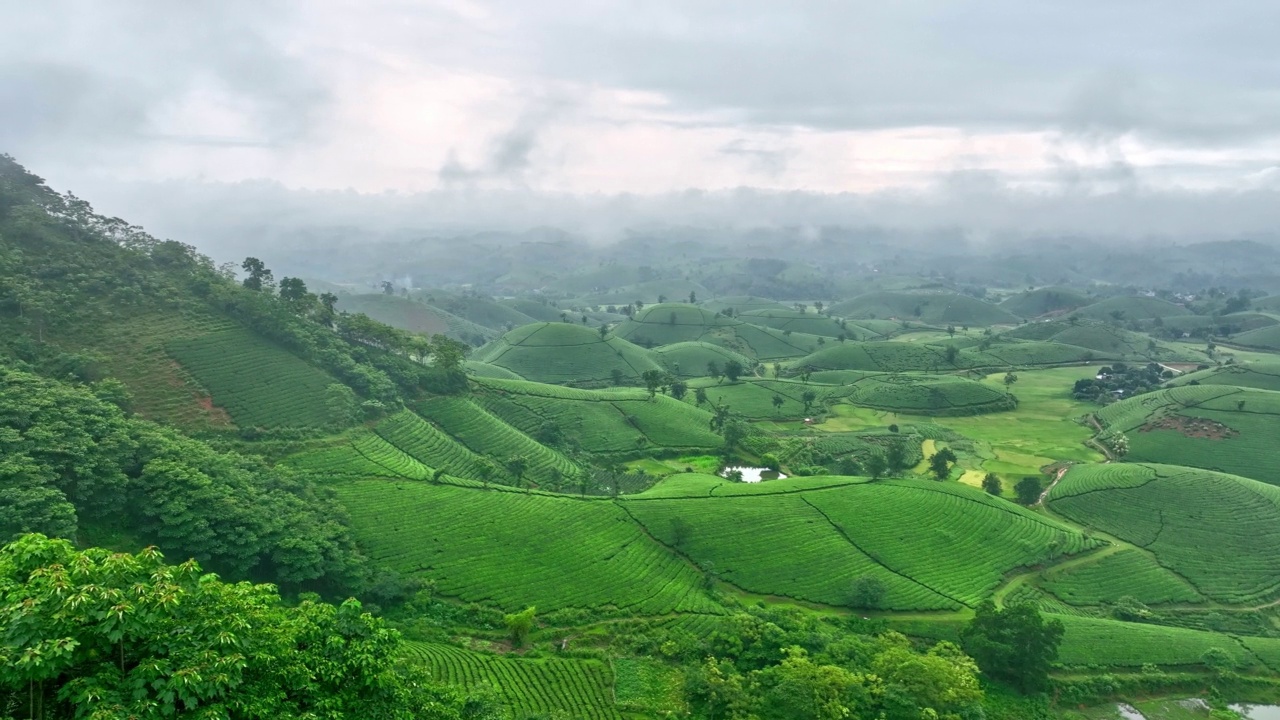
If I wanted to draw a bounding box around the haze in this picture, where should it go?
[5,1,1280,245]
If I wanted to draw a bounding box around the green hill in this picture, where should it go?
[791,340,1110,373]
[333,479,722,614]
[415,289,542,330]
[473,377,721,453]
[1075,296,1192,321]
[1168,362,1280,391]
[498,297,569,322]
[999,287,1091,318]
[737,308,884,339]
[1233,324,1280,350]
[580,279,713,306]
[700,296,791,314]
[471,322,664,384]
[1094,385,1280,484]
[1047,463,1280,604]
[613,303,831,359]
[337,293,498,345]
[830,291,1020,326]
[1001,319,1201,361]
[1254,295,1280,312]
[835,373,1017,416]
[651,341,754,377]
[1159,312,1279,336]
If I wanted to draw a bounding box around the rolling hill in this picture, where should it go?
[830,291,1020,326]
[471,322,665,384]
[1074,296,1192,322]
[999,287,1091,318]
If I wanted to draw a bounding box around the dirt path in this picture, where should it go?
[1036,465,1072,506]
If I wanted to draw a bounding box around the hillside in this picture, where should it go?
[1000,287,1091,318]
[471,322,665,384]
[612,303,835,359]
[1169,362,1280,391]
[337,292,498,345]
[1074,295,1193,321]
[1234,324,1280,350]
[1093,385,1280,484]
[830,291,1021,326]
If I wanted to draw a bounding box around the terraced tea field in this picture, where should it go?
[472,322,664,384]
[334,479,721,614]
[1047,464,1280,604]
[167,327,340,428]
[1094,385,1280,484]
[403,641,622,720]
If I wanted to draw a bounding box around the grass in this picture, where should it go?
[653,341,754,377]
[1048,463,1280,604]
[334,479,721,614]
[999,287,1091,318]
[1168,362,1280,391]
[471,322,664,384]
[167,327,341,429]
[612,303,833,360]
[1054,614,1252,668]
[403,641,621,720]
[1075,296,1194,321]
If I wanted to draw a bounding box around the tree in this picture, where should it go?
[670,517,693,549]
[849,575,887,609]
[961,600,1064,693]
[641,369,665,398]
[381,280,395,295]
[944,345,959,365]
[669,379,688,400]
[504,455,529,485]
[872,638,983,720]
[771,393,785,414]
[430,334,467,370]
[504,606,537,648]
[947,325,956,337]
[1003,371,1018,387]
[695,387,709,406]
[611,368,625,386]
[707,361,722,382]
[761,453,781,471]
[241,257,273,292]
[722,418,749,451]
[598,323,609,339]
[981,473,1003,496]
[723,359,744,382]
[750,647,875,720]
[1015,476,1042,505]
[928,448,957,481]
[324,383,360,429]
[771,362,781,378]
[689,290,697,304]
[885,442,908,475]
[865,453,888,481]
[318,292,338,325]
[801,390,817,415]
[0,534,500,720]
[278,277,312,313]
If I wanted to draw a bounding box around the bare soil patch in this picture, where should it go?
[1139,414,1237,439]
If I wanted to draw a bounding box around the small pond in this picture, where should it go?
[720,466,787,483]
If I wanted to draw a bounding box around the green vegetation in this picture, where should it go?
[1075,296,1194,322]
[471,322,664,384]
[0,534,496,720]
[1000,287,1092,318]
[1234,324,1280,350]
[167,327,341,429]
[1041,549,1203,606]
[1169,362,1280,391]
[830,290,1021,325]
[334,479,721,614]
[404,641,621,719]
[1048,463,1280,603]
[1093,385,1280,484]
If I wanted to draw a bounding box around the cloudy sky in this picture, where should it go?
[4,1,1280,232]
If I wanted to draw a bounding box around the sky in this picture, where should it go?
[4,1,1280,236]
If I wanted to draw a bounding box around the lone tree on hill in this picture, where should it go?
[723,359,744,382]
[505,455,529,486]
[1003,371,1018,387]
[1015,476,1042,505]
[929,448,957,480]
[707,361,722,382]
[981,473,1003,496]
[670,379,688,400]
[611,368,625,386]
[849,575,887,610]
[772,393,785,414]
[961,600,1064,694]
[318,291,338,325]
[944,345,960,365]
[885,442,908,476]
[598,323,609,339]
[866,453,888,481]
[504,606,537,648]
[641,369,665,398]
[801,390,818,415]
[695,387,709,406]
[241,257,273,291]
[689,291,697,303]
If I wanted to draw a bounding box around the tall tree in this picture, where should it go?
[723,360,744,383]
[241,257,273,292]
[961,600,1064,693]
[641,369,665,399]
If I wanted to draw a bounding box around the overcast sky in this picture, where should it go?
[4,1,1280,236]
